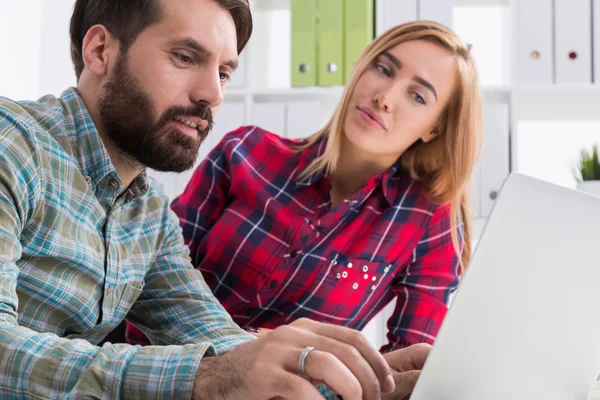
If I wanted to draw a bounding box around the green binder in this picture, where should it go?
[317,0,344,86]
[344,0,374,82]
[291,0,318,87]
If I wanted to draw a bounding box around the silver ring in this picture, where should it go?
[298,346,315,379]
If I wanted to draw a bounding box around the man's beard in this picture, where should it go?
[98,52,214,172]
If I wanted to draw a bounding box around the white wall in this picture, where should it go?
[0,1,76,100]
[0,1,44,100]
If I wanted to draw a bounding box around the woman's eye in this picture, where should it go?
[412,92,426,105]
[375,64,392,77]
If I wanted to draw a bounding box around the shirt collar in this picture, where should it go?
[59,87,149,198]
[294,137,404,206]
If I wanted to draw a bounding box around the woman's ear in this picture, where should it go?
[421,126,441,143]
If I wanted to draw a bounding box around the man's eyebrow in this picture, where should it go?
[170,37,239,70]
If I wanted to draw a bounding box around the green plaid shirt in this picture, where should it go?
[0,87,338,400]
[0,87,257,399]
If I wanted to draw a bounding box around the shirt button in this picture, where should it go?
[348,200,357,207]
[109,180,119,189]
[290,250,299,258]
[270,279,278,288]
[84,176,92,184]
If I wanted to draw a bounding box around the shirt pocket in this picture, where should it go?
[298,253,395,326]
[114,281,144,318]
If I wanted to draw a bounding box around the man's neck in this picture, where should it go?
[77,86,144,191]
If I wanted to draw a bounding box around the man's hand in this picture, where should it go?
[192,318,396,400]
[381,343,431,400]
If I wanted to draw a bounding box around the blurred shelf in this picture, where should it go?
[454,0,510,6]
[226,85,600,101]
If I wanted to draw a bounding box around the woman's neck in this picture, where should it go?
[330,139,396,207]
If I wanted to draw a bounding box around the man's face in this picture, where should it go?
[98,0,239,172]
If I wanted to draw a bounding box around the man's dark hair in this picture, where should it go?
[69,0,253,80]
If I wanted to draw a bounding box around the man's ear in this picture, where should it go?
[81,24,119,78]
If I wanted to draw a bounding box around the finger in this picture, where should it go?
[294,318,394,393]
[301,349,363,400]
[385,343,431,371]
[269,372,324,400]
[298,331,384,400]
[392,370,421,398]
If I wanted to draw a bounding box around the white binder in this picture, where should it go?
[594,0,600,83]
[418,0,453,29]
[554,0,592,83]
[480,103,510,217]
[514,0,553,84]
[252,102,286,134]
[470,159,482,219]
[285,101,324,139]
[376,0,417,37]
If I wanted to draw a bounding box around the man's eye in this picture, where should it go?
[175,53,193,64]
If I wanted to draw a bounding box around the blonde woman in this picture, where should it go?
[127,20,482,352]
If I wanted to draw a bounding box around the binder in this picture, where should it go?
[317,0,344,86]
[595,0,600,83]
[376,0,417,37]
[252,102,286,134]
[514,0,553,84]
[344,0,374,82]
[470,159,482,219]
[291,0,318,87]
[480,103,509,217]
[554,0,592,83]
[285,101,323,139]
[418,0,453,28]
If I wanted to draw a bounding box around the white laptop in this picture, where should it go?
[411,173,600,400]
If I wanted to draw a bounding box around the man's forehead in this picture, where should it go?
[150,0,238,56]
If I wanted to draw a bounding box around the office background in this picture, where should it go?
[1,0,600,349]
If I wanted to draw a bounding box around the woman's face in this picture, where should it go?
[343,39,458,164]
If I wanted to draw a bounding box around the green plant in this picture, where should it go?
[576,144,600,182]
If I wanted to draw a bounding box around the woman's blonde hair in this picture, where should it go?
[299,20,482,270]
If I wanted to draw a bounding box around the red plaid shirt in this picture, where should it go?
[127,126,463,351]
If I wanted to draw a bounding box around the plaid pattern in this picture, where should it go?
[0,88,256,399]
[128,126,463,352]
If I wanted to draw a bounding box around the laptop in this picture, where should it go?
[411,173,600,400]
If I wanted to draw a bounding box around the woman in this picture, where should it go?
[127,20,481,351]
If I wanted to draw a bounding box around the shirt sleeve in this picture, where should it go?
[125,204,254,352]
[382,204,462,352]
[0,119,215,400]
[170,130,235,268]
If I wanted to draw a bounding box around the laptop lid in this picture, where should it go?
[411,173,600,400]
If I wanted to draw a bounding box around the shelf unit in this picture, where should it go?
[159,0,600,349]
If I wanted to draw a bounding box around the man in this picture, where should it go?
[0,0,430,398]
